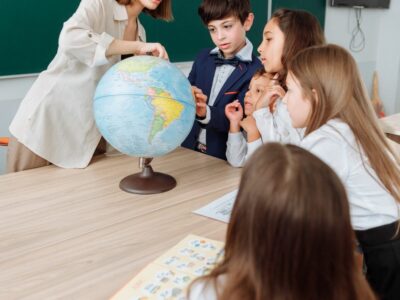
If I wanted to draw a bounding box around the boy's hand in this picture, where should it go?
[240,115,261,142]
[225,100,243,122]
[192,86,208,118]
[225,100,243,133]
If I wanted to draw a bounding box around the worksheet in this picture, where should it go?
[192,189,238,223]
[111,234,224,300]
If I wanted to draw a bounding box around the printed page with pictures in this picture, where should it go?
[193,189,238,223]
[111,234,224,300]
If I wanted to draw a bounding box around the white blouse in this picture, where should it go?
[252,100,304,144]
[187,277,225,300]
[10,0,146,168]
[301,119,399,230]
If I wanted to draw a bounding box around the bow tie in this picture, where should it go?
[213,56,241,67]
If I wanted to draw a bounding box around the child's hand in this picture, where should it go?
[240,115,261,142]
[225,100,243,123]
[192,86,208,118]
[135,42,169,60]
[255,85,286,112]
[225,100,243,133]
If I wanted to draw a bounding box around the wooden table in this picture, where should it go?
[0,148,241,300]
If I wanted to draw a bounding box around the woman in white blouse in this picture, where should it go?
[265,44,400,300]
[7,0,172,172]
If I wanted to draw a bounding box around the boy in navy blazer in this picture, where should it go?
[181,0,262,160]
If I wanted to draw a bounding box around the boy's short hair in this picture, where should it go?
[198,0,251,25]
[252,68,272,80]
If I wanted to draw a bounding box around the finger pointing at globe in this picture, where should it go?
[135,42,169,60]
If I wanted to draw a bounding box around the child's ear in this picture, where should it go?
[244,13,254,31]
[311,88,319,104]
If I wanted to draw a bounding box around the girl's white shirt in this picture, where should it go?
[253,100,304,144]
[254,100,399,230]
[187,276,226,300]
[9,0,145,168]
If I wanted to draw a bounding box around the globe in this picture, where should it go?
[93,56,195,194]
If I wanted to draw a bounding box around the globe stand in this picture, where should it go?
[119,157,177,194]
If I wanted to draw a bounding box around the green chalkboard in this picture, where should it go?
[0,0,81,76]
[0,0,324,77]
[140,0,268,62]
[272,0,326,28]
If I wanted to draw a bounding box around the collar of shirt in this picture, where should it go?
[113,3,145,42]
[209,38,254,63]
[114,2,128,21]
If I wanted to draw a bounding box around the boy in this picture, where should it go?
[181,0,262,160]
[225,69,272,167]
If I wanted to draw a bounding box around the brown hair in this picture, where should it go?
[288,44,400,215]
[271,8,325,86]
[116,0,173,21]
[198,0,251,25]
[189,143,375,300]
[252,67,268,79]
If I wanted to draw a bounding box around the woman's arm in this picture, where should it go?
[105,40,168,59]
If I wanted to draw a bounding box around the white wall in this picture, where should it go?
[375,0,400,113]
[324,0,400,115]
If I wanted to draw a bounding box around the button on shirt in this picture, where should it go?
[197,39,254,146]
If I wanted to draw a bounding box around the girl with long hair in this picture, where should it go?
[253,8,325,144]
[224,8,325,167]
[281,44,400,300]
[8,0,172,172]
[188,143,375,300]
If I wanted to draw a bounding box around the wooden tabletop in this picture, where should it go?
[0,148,241,300]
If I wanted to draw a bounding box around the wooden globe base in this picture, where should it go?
[119,158,176,194]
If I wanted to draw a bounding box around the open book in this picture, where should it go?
[111,235,224,300]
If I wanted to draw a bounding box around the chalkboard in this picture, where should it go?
[140,0,268,62]
[0,0,324,76]
[272,0,326,28]
[0,0,81,76]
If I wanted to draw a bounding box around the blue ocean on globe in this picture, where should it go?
[93,56,195,157]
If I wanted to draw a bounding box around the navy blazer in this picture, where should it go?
[182,48,263,160]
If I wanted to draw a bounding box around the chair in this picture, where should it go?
[0,137,9,146]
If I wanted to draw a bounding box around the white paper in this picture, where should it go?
[193,189,238,223]
[380,113,400,135]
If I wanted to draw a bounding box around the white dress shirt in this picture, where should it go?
[252,103,399,230]
[252,100,304,143]
[188,277,226,300]
[301,119,399,230]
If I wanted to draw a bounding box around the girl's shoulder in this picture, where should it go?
[188,279,219,300]
[306,119,354,145]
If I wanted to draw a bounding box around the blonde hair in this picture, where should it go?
[288,44,400,208]
[189,143,376,300]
